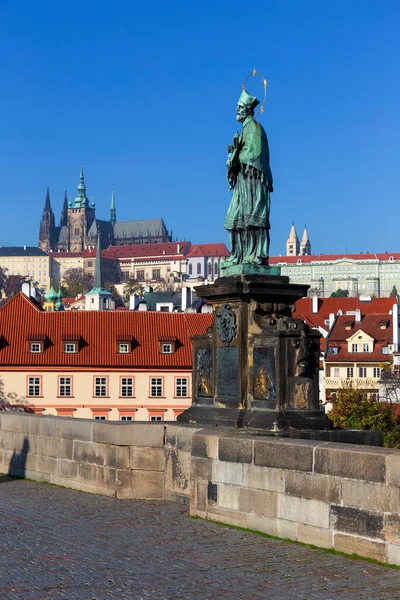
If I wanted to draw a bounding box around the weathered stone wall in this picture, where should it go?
[1,412,400,565]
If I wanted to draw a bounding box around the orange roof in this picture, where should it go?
[108,242,191,260]
[326,313,393,362]
[0,293,212,369]
[187,243,230,258]
[270,252,400,264]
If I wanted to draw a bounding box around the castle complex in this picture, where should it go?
[39,169,171,252]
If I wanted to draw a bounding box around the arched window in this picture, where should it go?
[197,262,201,275]
[74,228,80,236]
[208,262,212,275]
[188,264,192,275]
[214,262,218,275]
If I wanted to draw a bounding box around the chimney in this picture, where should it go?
[177,244,180,254]
[129,293,140,310]
[21,282,31,297]
[355,309,361,322]
[329,313,335,329]
[312,295,319,314]
[181,286,192,312]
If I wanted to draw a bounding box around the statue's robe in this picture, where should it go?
[224,116,273,265]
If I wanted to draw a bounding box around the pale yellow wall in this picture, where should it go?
[0,255,51,291]
[0,369,192,421]
[51,255,83,288]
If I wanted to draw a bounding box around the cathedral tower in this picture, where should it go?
[286,223,300,256]
[300,225,311,255]
[39,187,55,252]
[60,191,68,227]
[110,188,117,227]
[67,168,96,252]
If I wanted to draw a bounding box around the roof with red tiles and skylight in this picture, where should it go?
[186,244,230,258]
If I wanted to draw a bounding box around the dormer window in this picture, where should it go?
[30,342,42,353]
[162,343,172,354]
[158,336,177,354]
[331,346,339,355]
[62,334,80,353]
[65,343,77,353]
[344,321,354,330]
[379,321,389,330]
[119,343,130,354]
[27,334,46,353]
[116,336,135,354]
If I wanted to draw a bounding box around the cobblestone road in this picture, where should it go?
[1,476,400,600]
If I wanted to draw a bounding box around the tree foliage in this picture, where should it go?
[62,268,93,298]
[328,388,400,447]
[390,285,399,299]
[330,288,349,298]
[122,278,143,301]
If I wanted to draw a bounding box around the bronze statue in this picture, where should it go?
[222,76,273,268]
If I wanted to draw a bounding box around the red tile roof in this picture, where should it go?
[326,313,393,362]
[270,252,400,264]
[187,243,230,258]
[0,293,212,369]
[107,242,191,260]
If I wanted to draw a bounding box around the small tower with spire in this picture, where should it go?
[110,188,117,227]
[85,231,114,310]
[39,187,56,252]
[300,225,311,256]
[67,168,96,252]
[60,191,68,228]
[286,223,300,256]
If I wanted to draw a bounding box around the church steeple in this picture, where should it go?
[85,230,114,310]
[60,190,68,227]
[286,222,300,256]
[300,225,311,256]
[110,188,117,227]
[73,167,89,208]
[94,231,104,290]
[39,187,55,252]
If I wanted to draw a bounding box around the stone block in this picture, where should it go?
[314,443,390,483]
[278,494,330,529]
[242,464,284,493]
[334,533,387,562]
[254,439,317,472]
[212,460,244,486]
[24,453,37,472]
[131,470,164,500]
[284,471,341,504]
[206,505,248,528]
[219,437,253,464]
[55,418,93,442]
[245,514,298,541]
[0,413,23,432]
[0,430,15,450]
[192,432,219,459]
[190,456,212,481]
[58,459,78,479]
[164,448,191,495]
[341,480,400,513]
[115,446,130,469]
[331,505,384,539]
[297,524,333,549]
[116,469,133,499]
[73,440,105,466]
[386,453,400,487]
[387,543,400,566]
[25,415,42,435]
[164,424,177,447]
[37,436,48,456]
[175,425,199,452]
[96,466,116,490]
[11,432,27,450]
[218,483,240,510]
[384,515,400,543]
[92,422,164,447]
[77,462,98,485]
[239,488,277,519]
[131,447,165,472]
[165,491,190,505]
[47,437,73,460]
[37,455,58,475]
[39,417,61,438]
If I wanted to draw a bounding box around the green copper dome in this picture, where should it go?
[44,286,58,302]
[73,168,89,208]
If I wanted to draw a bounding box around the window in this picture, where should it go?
[65,343,76,353]
[161,344,172,353]
[382,346,389,355]
[188,264,192,275]
[359,367,367,378]
[333,368,340,377]
[363,343,370,352]
[118,343,129,354]
[197,263,201,275]
[94,415,106,420]
[121,377,134,397]
[346,368,354,378]
[137,270,145,280]
[373,367,381,378]
[152,269,161,280]
[30,343,42,353]
[175,377,188,397]
[150,415,163,421]
[121,415,133,421]
[28,376,41,396]
[59,376,72,397]
[331,347,338,355]
[208,262,212,275]
[150,377,163,397]
[352,343,358,352]
[74,228,80,236]
[94,377,107,397]
[87,260,93,267]
[214,262,218,275]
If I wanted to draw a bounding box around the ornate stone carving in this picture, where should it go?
[216,304,237,346]
[292,330,311,377]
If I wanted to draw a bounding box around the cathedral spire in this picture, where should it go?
[94,231,104,290]
[74,167,89,208]
[110,188,117,227]
[60,190,68,227]
[300,225,311,256]
[39,187,55,251]
[286,222,299,256]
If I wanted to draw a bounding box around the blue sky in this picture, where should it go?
[0,0,399,256]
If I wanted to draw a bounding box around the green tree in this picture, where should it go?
[390,285,399,299]
[0,266,8,294]
[122,278,143,302]
[328,387,400,447]
[62,268,93,298]
[330,288,349,298]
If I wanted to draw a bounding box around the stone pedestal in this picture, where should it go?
[178,274,332,431]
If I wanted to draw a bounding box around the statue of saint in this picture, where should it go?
[222,88,273,267]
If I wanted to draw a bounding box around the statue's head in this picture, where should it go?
[236,88,260,122]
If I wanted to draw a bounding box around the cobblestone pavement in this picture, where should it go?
[1,477,400,600]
